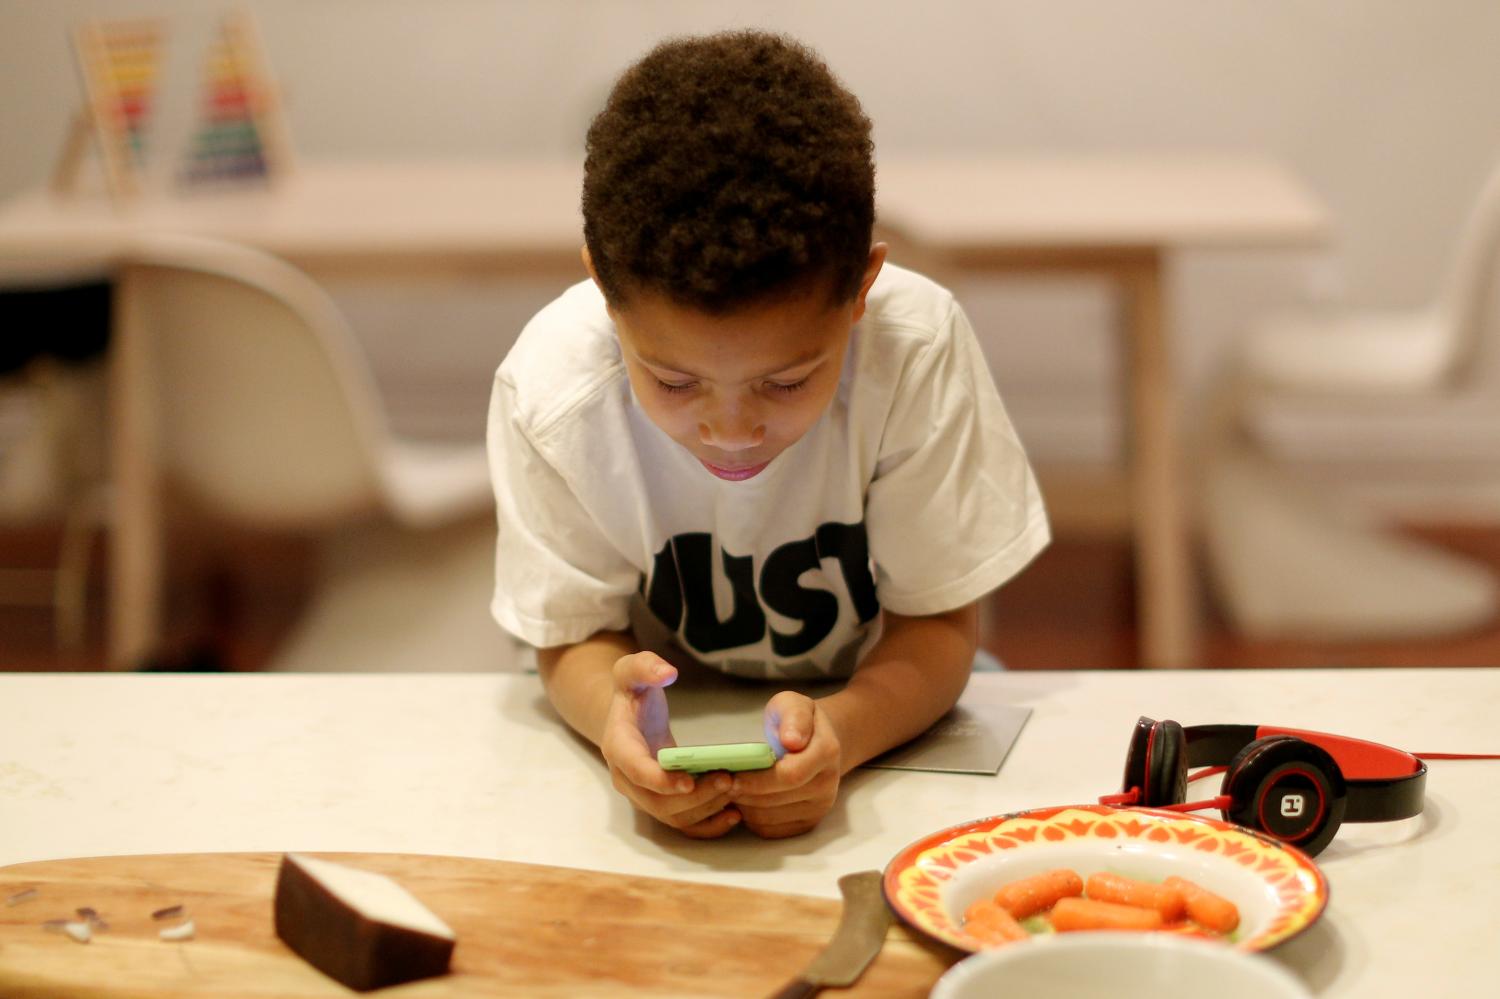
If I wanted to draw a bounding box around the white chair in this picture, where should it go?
[1202,160,1500,640]
[120,234,514,669]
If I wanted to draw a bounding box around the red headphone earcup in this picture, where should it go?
[1221,735,1348,857]
[1143,719,1187,806]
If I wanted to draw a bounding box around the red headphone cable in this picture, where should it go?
[1161,766,1233,812]
[1099,766,1240,813]
[1412,752,1500,760]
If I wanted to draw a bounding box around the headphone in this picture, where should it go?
[1100,716,1431,856]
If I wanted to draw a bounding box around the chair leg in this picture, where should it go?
[54,483,108,650]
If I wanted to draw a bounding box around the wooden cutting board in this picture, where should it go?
[0,853,955,998]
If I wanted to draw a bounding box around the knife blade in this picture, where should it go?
[766,870,894,999]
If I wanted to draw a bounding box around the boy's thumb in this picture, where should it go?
[765,691,815,753]
[614,652,676,692]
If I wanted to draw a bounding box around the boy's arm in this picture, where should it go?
[818,601,979,772]
[536,629,639,746]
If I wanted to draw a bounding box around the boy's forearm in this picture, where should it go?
[819,603,979,772]
[536,630,639,746]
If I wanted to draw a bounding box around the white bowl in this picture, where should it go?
[884,806,1327,953]
[930,933,1311,999]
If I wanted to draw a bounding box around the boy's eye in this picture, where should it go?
[655,378,697,394]
[766,378,809,395]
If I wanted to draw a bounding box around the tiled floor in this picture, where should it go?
[4,525,1500,672]
[0,525,310,673]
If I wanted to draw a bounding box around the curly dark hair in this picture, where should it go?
[582,31,875,314]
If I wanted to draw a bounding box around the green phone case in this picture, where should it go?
[657,742,777,773]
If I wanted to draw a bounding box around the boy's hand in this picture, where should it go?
[600,652,742,839]
[729,691,842,838]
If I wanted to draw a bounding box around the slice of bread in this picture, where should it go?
[274,853,455,991]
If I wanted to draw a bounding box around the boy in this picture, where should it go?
[488,31,1048,840]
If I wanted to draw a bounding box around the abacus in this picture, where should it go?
[58,17,166,198]
[55,10,293,202]
[178,10,293,187]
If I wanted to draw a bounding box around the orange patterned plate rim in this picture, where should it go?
[883,803,1329,953]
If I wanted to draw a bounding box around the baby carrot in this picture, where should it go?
[1050,896,1165,932]
[962,898,1028,946]
[1163,876,1240,934]
[1162,920,1219,940]
[992,868,1084,918]
[1085,872,1186,922]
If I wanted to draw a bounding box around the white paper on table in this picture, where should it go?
[663,661,1031,776]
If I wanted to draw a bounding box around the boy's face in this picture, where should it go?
[591,247,886,482]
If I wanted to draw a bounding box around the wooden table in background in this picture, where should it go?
[0,155,1328,669]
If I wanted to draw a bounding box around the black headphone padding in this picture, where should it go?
[1121,717,1153,804]
[1145,719,1187,807]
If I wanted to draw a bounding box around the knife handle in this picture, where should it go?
[768,979,820,999]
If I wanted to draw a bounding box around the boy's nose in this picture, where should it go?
[698,415,766,451]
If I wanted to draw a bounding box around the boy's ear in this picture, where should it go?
[581,245,601,287]
[850,243,888,323]
[581,246,619,318]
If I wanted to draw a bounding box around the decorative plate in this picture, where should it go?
[884,804,1328,952]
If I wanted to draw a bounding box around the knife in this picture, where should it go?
[767,870,894,999]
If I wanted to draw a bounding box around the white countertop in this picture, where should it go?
[2,668,1495,996]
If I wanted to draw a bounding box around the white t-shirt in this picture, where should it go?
[487,264,1049,679]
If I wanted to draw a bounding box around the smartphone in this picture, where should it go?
[657,742,777,774]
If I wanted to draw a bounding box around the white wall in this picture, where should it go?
[4,1,1499,494]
